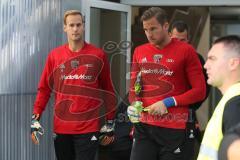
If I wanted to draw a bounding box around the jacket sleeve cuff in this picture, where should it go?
[163,97,177,108]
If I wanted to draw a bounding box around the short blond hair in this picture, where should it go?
[63,10,83,25]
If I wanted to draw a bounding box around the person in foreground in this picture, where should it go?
[30,10,116,160]
[197,35,240,160]
[127,7,206,160]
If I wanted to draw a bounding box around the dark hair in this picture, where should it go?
[141,7,168,25]
[169,20,189,33]
[214,35,240,56]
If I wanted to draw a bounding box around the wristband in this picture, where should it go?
[163,97,176,108]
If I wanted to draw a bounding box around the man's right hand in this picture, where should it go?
[127,105,140,123]
[145,101,168,116]
[31,114,44,145]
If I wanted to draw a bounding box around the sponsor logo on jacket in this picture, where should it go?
[141,68,173,76]
[61,74,92,80]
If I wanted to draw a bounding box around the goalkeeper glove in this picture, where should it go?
[99,120,115,146]
[31,114,44,145]
[127,101,148,123]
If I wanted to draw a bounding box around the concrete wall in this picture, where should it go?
[0,0,62,159]
[0,0,85,159]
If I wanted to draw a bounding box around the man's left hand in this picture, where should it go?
[99,120,115,146]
